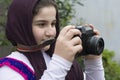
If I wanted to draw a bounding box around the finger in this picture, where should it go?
[93,29,100,35]
[65,29,81,40]
[71,36,82,46]
[60,25,75,36]
[89,24,94,29]
[89,24,100,35]
[73,44,83,54]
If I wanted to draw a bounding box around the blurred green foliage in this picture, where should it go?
[0,0,120,80]
[56,0,84,27]
[102,49,120,80]
[0,0,12,46]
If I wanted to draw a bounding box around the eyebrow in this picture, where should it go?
[33,20,56,23]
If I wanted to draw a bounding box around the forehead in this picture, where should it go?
[33,6,56,21]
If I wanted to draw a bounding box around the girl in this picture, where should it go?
[0,0,105,80]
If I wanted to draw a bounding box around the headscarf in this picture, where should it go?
[6,0,37,46]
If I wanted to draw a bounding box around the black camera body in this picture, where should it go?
[76,26,104,56]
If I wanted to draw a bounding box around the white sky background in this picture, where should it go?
[72,0,120,61]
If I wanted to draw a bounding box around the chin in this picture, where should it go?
[42,45,50,51]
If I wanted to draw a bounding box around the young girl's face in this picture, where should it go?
[32,6,56,51]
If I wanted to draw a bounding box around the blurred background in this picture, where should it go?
[0,0,120,80]
[72,0,120,62]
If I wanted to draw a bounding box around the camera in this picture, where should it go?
[76,26,104,56]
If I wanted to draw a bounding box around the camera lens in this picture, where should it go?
[96,38,104,54]
[86,36,104,55]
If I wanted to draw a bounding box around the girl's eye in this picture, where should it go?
[51,22,56,27]
[38,23,45,26]
[37,23,46,27]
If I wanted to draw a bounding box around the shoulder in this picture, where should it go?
[7,51,34,71]
[0,51,35,80]
[0,65,24,80]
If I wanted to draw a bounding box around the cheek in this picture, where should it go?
[32,27,43,44]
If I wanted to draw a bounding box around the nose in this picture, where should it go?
[45,26,56,37]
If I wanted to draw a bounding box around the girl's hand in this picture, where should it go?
[54,25,83,62]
